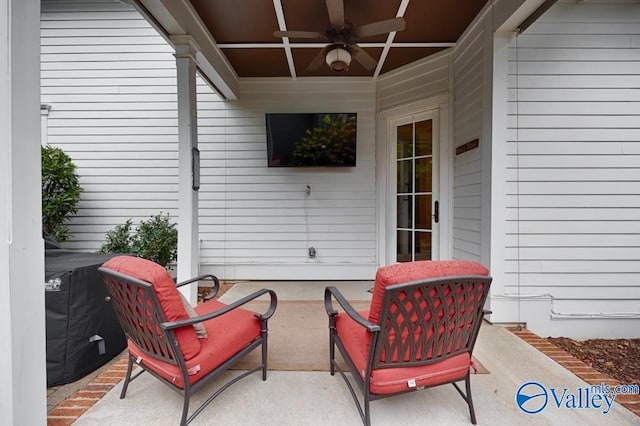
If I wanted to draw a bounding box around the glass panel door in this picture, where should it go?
[396,119,433,262]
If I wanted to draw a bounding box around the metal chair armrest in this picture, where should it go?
[324,286,380,332]
[161,288,277,330]
[175,274,220,299]
[176,273,219,288]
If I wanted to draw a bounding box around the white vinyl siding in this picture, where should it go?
[376,51,451,111]
[41,0,181,251]
[451,11,488,263]
[197,80,377,280]
[506,2,640,337]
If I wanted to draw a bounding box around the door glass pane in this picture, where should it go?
[415,120,432,156]
[397,195,412,229]
[415,195,432,230]
[397,159,413,193]
[397,230,413,262]
[396,117,434,264]
[415,158,432,193]
[415,231,432,261]
[397,124,413,159]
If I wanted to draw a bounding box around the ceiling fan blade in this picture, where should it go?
[350,44,377,70]
[307,46,330,71]
[325,0,344,28]
[354,17,406,39]
[273,30,325,40]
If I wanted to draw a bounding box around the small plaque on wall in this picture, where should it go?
[456,138,479,156]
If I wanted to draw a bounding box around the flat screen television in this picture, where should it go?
[265,112,357,167]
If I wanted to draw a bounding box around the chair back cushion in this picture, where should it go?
[368,260,489,325]
[101,256,201,360]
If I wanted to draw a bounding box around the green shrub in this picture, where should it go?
[99,213,178,268]
[42,145,83,242]
[132,213,178,268]
[98,219,135,255]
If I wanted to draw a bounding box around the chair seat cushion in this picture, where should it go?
[128,299,261,388]
[102,256,201,360]
[336,310,471,395]
[369,260,489,324]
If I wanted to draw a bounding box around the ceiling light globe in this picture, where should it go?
[326,47,351,72]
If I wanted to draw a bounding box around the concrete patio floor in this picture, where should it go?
[71,281,639,425]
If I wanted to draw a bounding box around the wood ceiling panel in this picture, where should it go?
[397,0,488,43]
[190,0,280,43]
[280,0,330,36]
[223,49,290,77]
[381,47,448,74]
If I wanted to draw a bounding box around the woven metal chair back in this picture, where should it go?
[101,268,178,365]
[373,275,491,369]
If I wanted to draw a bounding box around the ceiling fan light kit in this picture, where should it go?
[325,47,351,72]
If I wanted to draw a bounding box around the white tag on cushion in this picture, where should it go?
[407,379,417,388]
[178,292,208,339]
[187,364,201,375]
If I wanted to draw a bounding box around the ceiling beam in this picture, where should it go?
[373,0,410,78]
[517,0,558,33]
[134,0,240,100]
[273,0,297,78]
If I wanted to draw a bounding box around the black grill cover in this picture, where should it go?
[45,249,126,387]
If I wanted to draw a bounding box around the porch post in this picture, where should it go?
[173,36,200,302]
[0,0,47,424]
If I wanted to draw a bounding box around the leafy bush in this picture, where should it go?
[99,213,178,268]
[132,214,178,267]
[42,145,83,242]
[98,219,135,255]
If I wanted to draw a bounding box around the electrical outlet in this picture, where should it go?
[308,246,316,258]
[305,185,311,196]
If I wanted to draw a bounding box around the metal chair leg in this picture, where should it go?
[120,354,134,399]
[466,373,477,425]
[261,326,269,381]
[179,391,190,426]
[329,319,336,375]
[364,391,372,426]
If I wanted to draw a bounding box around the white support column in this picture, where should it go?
[173,35,200,303]
[0,0,47,424]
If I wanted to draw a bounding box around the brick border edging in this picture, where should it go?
[510,328,640,418]
[46,355,129,426]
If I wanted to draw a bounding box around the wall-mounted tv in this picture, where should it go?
[265,113,357,167]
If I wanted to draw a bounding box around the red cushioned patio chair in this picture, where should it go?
[99,256,277,425]
[325,260,492,425]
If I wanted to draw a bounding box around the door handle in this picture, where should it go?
[433,200,439,223]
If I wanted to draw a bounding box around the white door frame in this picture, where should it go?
[376,95,452,266]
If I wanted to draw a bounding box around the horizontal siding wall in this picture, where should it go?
[42,1,377,280]
[376,51,451,111]
[41,0,182,251]
[507,2,640,337]
[198,79,377,280]
[451,10,487,263]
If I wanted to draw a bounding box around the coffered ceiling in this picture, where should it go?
[139,0,488,79]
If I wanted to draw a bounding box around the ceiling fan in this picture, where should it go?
[273,0,406,72]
